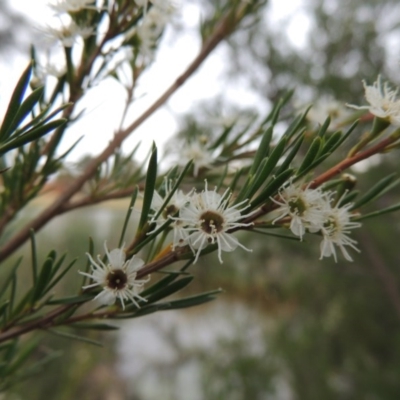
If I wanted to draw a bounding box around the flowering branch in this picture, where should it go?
[310,131,400,189]
[0,5,248,263]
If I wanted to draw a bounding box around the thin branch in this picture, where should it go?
[0,8,243,263]
[309,135,399,189]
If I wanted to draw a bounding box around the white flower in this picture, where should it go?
[80,242,149,309]
[346,76,400,125]
[45,21,94,47]
[135,0,177,61]
[319,201,361,262]
[179,141,215,177]
[150,179,192,248]
[271,183,328,239]
[177,182,254,263]
[49,0,100,13]
[39,62,66,79]
[306,98,350,125]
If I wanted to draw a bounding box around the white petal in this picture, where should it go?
[126,256,145,273]
[108,248,126,269]
[95,290,116,306]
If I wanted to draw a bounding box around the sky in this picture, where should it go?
[1,0,309,163]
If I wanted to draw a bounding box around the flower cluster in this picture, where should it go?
[178,141,216,177]
[135,0,177,61]
[80,242,149,309]
[306,98,350,126]
[49,0,100,13]
[151,181,254,263]
[149,179,192,247]
[347,76,400,126]
[45,20,94,47]
[272,182,361,262]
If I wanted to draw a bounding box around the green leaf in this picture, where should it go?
[297,136,322,175]
[118,187,139,247]
[334,120,358,150]
[31,255,55,304]
[229,167,247,194]
[44,258,77,295]
[320,130,343,155]
[356,202,400,221]
[275,131,304,175]
[262,90,294,125]
[242,136,288,202]
[249,126,274,176]
[123,302,171,318]
[46,294,93,305]
[30,230,38,285]
[46,329,103,347]
[5,338,39,375]
[5,86,44,137]
[11,289,34,320]
[0,119,66,155]
[284,107,310,140]
[338,190,360,206]
[161,289,222,310]
[152,160,192,223]
[317,116,331,137]
[351,173,397,209]
[137,143,157,231]
[251,169,294,209]
[0,258,22,303]
[140,273,180,297]
[7,272,17,321]
[145,276,194,304]
[0,301,9,319]
[251,229,301,241]
[210,124,235,150]
[0,63,32,140]
[71,322,119,331]
[3,339,18,364]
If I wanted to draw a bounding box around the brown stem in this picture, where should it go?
[0,303,78,344]
[0,10,240,263]
[59,187,139,213]
[309,135,398,189]
[0,248,184,343]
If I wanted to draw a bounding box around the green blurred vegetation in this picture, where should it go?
[3,0,400,399]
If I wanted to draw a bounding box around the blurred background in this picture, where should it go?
[1,0,400,399]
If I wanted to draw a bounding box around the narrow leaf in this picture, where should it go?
[47,329,103,347]
[0,119,66,154]
[145,276,194,304]
[251,169,294,209]
[351,173,397,209]
[71,323,119,331]
[297,137,322,175]
[138,144,157,231]
[317,116,331,137]
[46,294,93,305]
[249,126,274,175]
[32,256,54,303]
[0,258,22,302]
[118,187,139,247]
[275,131,304,175]
[5,87,44,137]
[356,202,400,221]
[0,63,32,140]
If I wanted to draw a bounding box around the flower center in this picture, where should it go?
[107,269,128,290]
[200,211,224,235]
[162,204,178,219]
[323,216,339,236]
[288,198,307,216]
